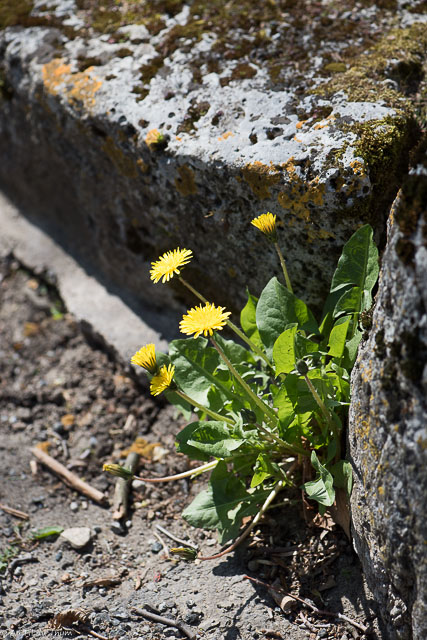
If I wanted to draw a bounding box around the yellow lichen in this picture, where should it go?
[102,136,138,178]
[242,161,280,199]
[42,58,102,110]
[175,164,197,196]
[277,159,328,238]
[218,131,234,141]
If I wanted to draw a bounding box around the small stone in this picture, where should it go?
[81,501,88,510]
[110,521,126,536]
[55,551,63,562]
[184,612,200,625]
[70,501,79,513]
[60,527,92,549]
[93,525,102,534]
[99,587,108,596]
[14,605,27,617]
[150,541,163,554]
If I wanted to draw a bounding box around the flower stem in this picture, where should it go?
[274,242,293,293]
[175,389,235,426]
[211,336,277,426]
[179,276,272,368]
[135,460,218,483]
[255,422,308,458]
[303,375,338,444]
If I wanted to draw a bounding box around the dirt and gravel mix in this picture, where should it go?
[0,254,382,640]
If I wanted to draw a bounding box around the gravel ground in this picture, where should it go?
[0,254,383,640]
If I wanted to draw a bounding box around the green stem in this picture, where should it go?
[274,242,293,293]
[175,389,235,426]
[211,336,277,426]
[179,276,272,369]
[135,460,218,483]
[226,318,273,368]
[303,374,338,442]
[255,422,308,458]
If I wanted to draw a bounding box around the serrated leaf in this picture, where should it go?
[330,224,379,295]
[327,318,350,359]
[273,325,297,375]
[303,451,335,507]
[333,287,361,318]
[240,290,262,348]
[256,278,318,356]
[182,461,255,543]
[169,337,233,406]
[188,422,244,458]
[250,453,280,488]
[175,422,211,462]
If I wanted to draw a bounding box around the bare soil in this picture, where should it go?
[0,255,383,640]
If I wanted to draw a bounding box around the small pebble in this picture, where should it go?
[150,541,163,554]
[70,501,79,513]
[93,525,102,534]
[99,587,108,596]
[111,521,126,536]
[81,501,88,510]
[55,551,63,562]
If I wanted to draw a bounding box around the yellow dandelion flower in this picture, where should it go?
[150,364,175,396]
[131,343,157,373]
[251,212,277,241]
[180,302,231,339]
[150,248,193,284]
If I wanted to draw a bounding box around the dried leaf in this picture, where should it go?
[310,512,336,531]
[24,322,40,337]
[120,437,161,460]
[47,609,88,629]
[36,441,51,453]
[27,278,39,290]
[61,414,75,427]
[81,575,121,588]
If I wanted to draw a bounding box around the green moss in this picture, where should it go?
[176,100,210,135]
[314,23,427,109]
[0,0,33,29]
[322,62,347,74]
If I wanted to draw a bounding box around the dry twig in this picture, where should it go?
[31,446,107,505]
[244,575,371,634]
[131,607,197,640]
[112,451,140,520]
[0,503,29,520]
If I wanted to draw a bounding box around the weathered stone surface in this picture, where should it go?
[0,1,425,316]
[61,526,92,549]
[349,147,427,639]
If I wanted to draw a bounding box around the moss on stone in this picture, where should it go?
[314,23,427,110]
[0,0,33,29]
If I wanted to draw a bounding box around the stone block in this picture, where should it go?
[0,1,424,317]
[349,147,427,639]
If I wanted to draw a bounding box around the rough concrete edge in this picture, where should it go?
[0,189,172,365]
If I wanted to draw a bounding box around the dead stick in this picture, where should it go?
[244,575,370,634]
[131,607,196,640]
[0,503,29,520]
[112,452,140,520]
[31,447,107,505]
